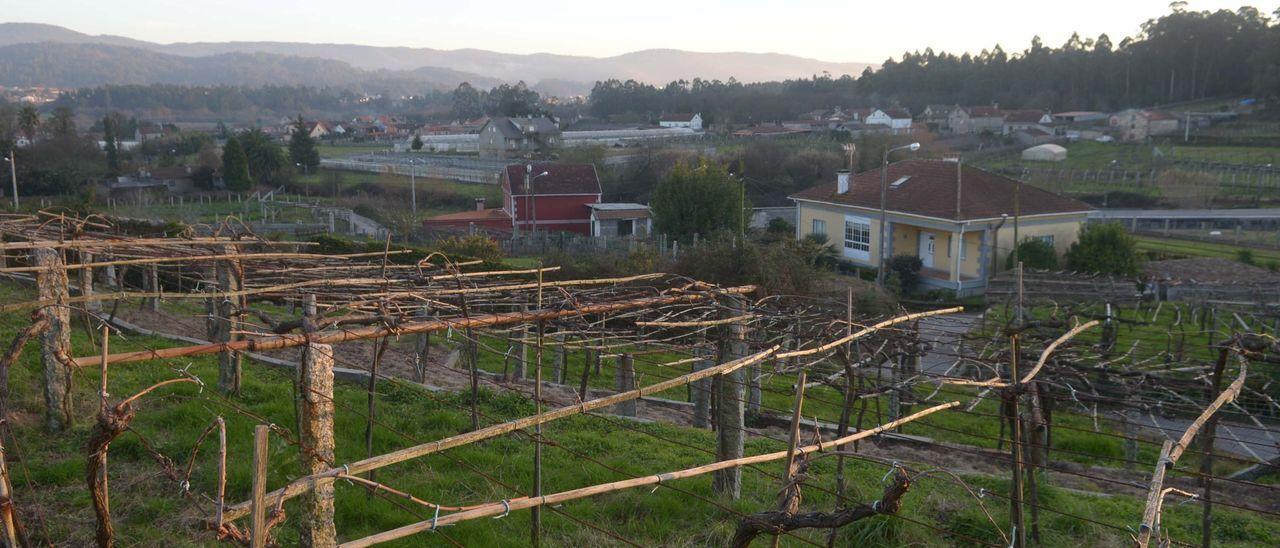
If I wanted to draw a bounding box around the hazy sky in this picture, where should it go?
[4,0,1277,62]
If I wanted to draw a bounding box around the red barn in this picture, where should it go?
[502,163,601,234]
[422,163,602,235]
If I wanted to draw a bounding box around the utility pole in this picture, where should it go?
[876,143,920,287]
[409,159,418,219]
[5,151,16,210]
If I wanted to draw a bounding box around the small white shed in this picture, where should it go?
[1021,143,1067,162]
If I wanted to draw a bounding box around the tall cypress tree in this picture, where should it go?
[288,115,320,173]
[221,135,251,190]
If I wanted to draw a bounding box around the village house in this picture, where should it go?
[658,113,703,131]
[864,108,913,133]
[790,159,1093,295]
[478,116,562,157]
[422,163,601,235]
[920,104,958,131]
[948,106,1006,134]
[1110,109,1180,142]
[1001,109,1053,135]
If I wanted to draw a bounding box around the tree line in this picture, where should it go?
[587,6,1280,121]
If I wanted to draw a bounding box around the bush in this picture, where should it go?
[886,255,923,294]
[1006,238,1059,270]
[1065,223,1140,276]
[433,234,504,264]
[1236,249,1256,266]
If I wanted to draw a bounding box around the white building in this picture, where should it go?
[863,108,913,132]
[658,113,703,131]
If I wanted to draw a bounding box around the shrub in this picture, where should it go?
[886,254,923,293]
[1236,249,1256,266]
[434,234,503,264]
[1006,238,1059,270]
[1065,223,1140,276]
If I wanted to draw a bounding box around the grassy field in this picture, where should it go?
[1135,234,1280,264]
[2,281,1276,546]
[316,143,393,158]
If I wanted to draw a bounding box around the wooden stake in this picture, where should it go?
[300,344,337,546]
[774,369,807,548]
[250,424,269,548]
[1199,348,1228,548]
[214,417,227,531]
[215,247,243,394]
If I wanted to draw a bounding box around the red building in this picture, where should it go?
[422,163,601,235]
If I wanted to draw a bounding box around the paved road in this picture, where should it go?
[919,312,981,375]
[1128,412,1279,462]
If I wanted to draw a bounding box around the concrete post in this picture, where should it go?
[79,251,98,313]
[298,343,337,547]
[552,333,566,384]
[146,264,161,312]
[33,248,72,432]
[413,306,430,383]
[215,247,244,394]
[692,354,712,429]
[613,354,636,417]
[713,299,747,499]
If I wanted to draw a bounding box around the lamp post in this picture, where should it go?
[876,142,921,287]
[524,165,549,234]
[408,159,418,218]
[3,152,16,210]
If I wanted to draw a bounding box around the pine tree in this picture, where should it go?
[288,115,320,173]
[411,134,424,151]
[221,135,252,190]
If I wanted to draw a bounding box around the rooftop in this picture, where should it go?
[790,159,1093,221]
[504,163,602,196]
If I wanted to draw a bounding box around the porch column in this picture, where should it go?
[952,226,964,291]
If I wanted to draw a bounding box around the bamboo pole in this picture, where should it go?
[340,402,961,548]
[214,417,227,531]
[0,236,313,251]
[0,434,20,547]
[0,250,412,274]
[776,307,963,359]
[74,286,757,367]
[1137,360,1247,548]
[219,345,779,523]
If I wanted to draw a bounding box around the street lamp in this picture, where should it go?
[2,152,16,210]
[876,142,921,287]
[525,166,549,234]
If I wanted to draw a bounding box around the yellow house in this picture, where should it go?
[790,159,1094,295]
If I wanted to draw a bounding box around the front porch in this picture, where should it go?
[889,221,990,296]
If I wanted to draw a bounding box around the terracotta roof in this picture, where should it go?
[881,108,912,119]
[1142,110,1178,121]
[789,160,1093,221]
[964,106,1003,118]
[504,163,601,196]
[1004,110,1047,123]
[422,208,512,223]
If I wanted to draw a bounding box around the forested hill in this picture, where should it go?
[0,42,498,92]
[589,7,1280,122]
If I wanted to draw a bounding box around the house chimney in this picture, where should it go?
[837,169,851,194]
[475,197,486,211]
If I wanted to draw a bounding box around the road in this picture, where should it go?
[1127,412,1279,462]
[918,312,981,375]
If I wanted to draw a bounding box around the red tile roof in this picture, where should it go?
[881,108,912,119]
[790,160,1093,221]
[1142,110,1178,121]
[504,163,602,196]
[422,208,512,223]
[1004,110,1047,123]
[965,106,1003,118]
[659,113,698,122]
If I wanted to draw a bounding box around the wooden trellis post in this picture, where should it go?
[613,354,636,417]
[250,424,269,548]
[215,247,244,394]
[34,248,72,432]
[713,299,747,499]
[146,264,161,312]
[299,343,337,547]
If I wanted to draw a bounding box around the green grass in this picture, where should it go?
[316,143,393,158]
[1134,234,1280,264]
[2,282,1275,546]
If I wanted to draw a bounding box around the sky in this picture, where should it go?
[3,0,1277,62]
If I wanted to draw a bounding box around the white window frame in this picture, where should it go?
[1037,234,1055,247]
[960,234,968,261]
[842,215,872,261]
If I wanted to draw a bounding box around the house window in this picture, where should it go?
[844,219,870,252]
[1037,235,1055,247]
[812,219,826,236]
[960,235,968,261]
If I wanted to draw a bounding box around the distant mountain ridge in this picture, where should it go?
[0,22,874,93]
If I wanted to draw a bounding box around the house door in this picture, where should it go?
[919,232,935,268]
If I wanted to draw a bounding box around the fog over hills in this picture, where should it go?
[0,22,874,93]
